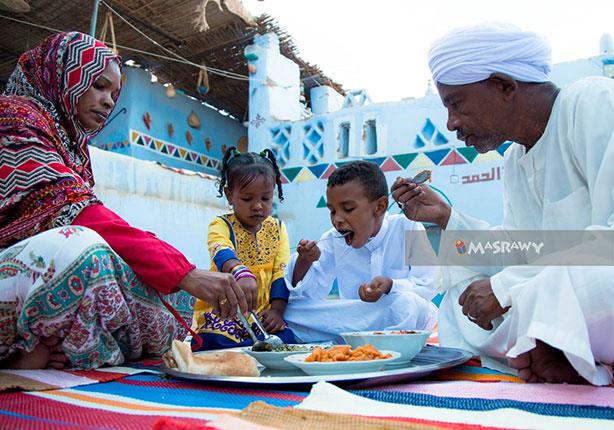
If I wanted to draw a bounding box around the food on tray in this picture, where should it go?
[265,344,317,352]
[372,330,418,335]
[165,340,260,376]
[304,344,392,362]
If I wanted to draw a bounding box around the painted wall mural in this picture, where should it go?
[91,67,246,175]
[130,129,220,170]
[277,137,511,185]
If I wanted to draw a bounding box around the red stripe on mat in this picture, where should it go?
[0,392,210,430]
[67,369,130,382]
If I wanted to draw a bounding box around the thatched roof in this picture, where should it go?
[0,0,343,120]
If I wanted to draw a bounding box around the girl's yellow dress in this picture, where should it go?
[192,213,295,349]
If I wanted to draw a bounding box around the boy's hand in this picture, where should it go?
[236,276,258,311]
[359,276,393,302]
[260,308,286,333]
[296,239,321,263]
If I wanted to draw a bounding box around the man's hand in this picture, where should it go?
[296,239,321,263]
[358,276,393,302]
[391,177,451,229]
[459,278,510,330]
[177,269,247,319]
[236,276,258,312]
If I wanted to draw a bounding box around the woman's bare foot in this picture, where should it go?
[1,336,69,370]
[509,340,587,384]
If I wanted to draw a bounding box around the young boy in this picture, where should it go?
[283,161,437,343]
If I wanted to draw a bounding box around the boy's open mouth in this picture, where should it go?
[338,229,354,245]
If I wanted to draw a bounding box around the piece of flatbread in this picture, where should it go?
[170,340,260,377]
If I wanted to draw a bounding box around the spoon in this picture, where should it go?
[235,306,272,351]
[290,231,351,251]
[395,170,432,210]
[411,170,431,184]
[250,311,284,347]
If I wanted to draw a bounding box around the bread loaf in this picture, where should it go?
[170,340,260,377]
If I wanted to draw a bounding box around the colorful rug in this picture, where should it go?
[1,337,613,430]
[1,368,614,429]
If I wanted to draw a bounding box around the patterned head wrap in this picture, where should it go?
[4,31,121,182]
[0,32,120,246]
[428,23,552,85]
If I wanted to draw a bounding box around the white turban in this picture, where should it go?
[428,22,552,85]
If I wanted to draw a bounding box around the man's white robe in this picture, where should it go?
[284,213,437,343]
[440,77,614,385]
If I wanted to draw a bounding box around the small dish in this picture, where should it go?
[283,350,400,375]
[242,344,319,370]
[341,330,430,364]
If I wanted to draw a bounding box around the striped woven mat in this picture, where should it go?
[1,368,613,429]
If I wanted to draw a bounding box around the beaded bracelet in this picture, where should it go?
[235,271,256,281]
[231,264,256,281]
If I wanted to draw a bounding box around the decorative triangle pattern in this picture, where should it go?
[393,153,417,169]
[321,164,337,180]
[380,157,402,172]
[440,149,467,166]
[457,146,479,163]
[128,129,220,171]
[282,166,303,183]
[294,168,316,183]
[424,148,451,165]
[307,163,329,179]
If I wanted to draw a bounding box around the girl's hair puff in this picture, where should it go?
[217,146,284,201]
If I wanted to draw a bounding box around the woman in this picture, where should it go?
[0,32,248,369]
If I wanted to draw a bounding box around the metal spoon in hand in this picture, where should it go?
[397,170,431,210]
[411,170,431,184]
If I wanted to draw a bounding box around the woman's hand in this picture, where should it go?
[177,269,247,319]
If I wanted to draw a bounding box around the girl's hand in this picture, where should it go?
[237,276,258,311]
[296,239,321,263]
[358,276,393,302]
[260,308,286,333]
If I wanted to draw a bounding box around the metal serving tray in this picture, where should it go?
[160,345,472,389]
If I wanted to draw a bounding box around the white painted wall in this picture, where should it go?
[90,147,226,268]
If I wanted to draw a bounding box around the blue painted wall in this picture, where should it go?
[91,67,246,174]
[86,33,613,271]
[244,33,614,248]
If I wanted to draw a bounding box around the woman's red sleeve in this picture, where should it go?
[72,203,195,294]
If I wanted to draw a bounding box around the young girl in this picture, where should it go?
[192,147,296,350]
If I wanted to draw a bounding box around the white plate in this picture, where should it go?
[341,330,431,364]
[283,350,401,375]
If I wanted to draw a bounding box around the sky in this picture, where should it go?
[241,0,614,102]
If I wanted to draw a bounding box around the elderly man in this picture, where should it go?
[392,23,614,385]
